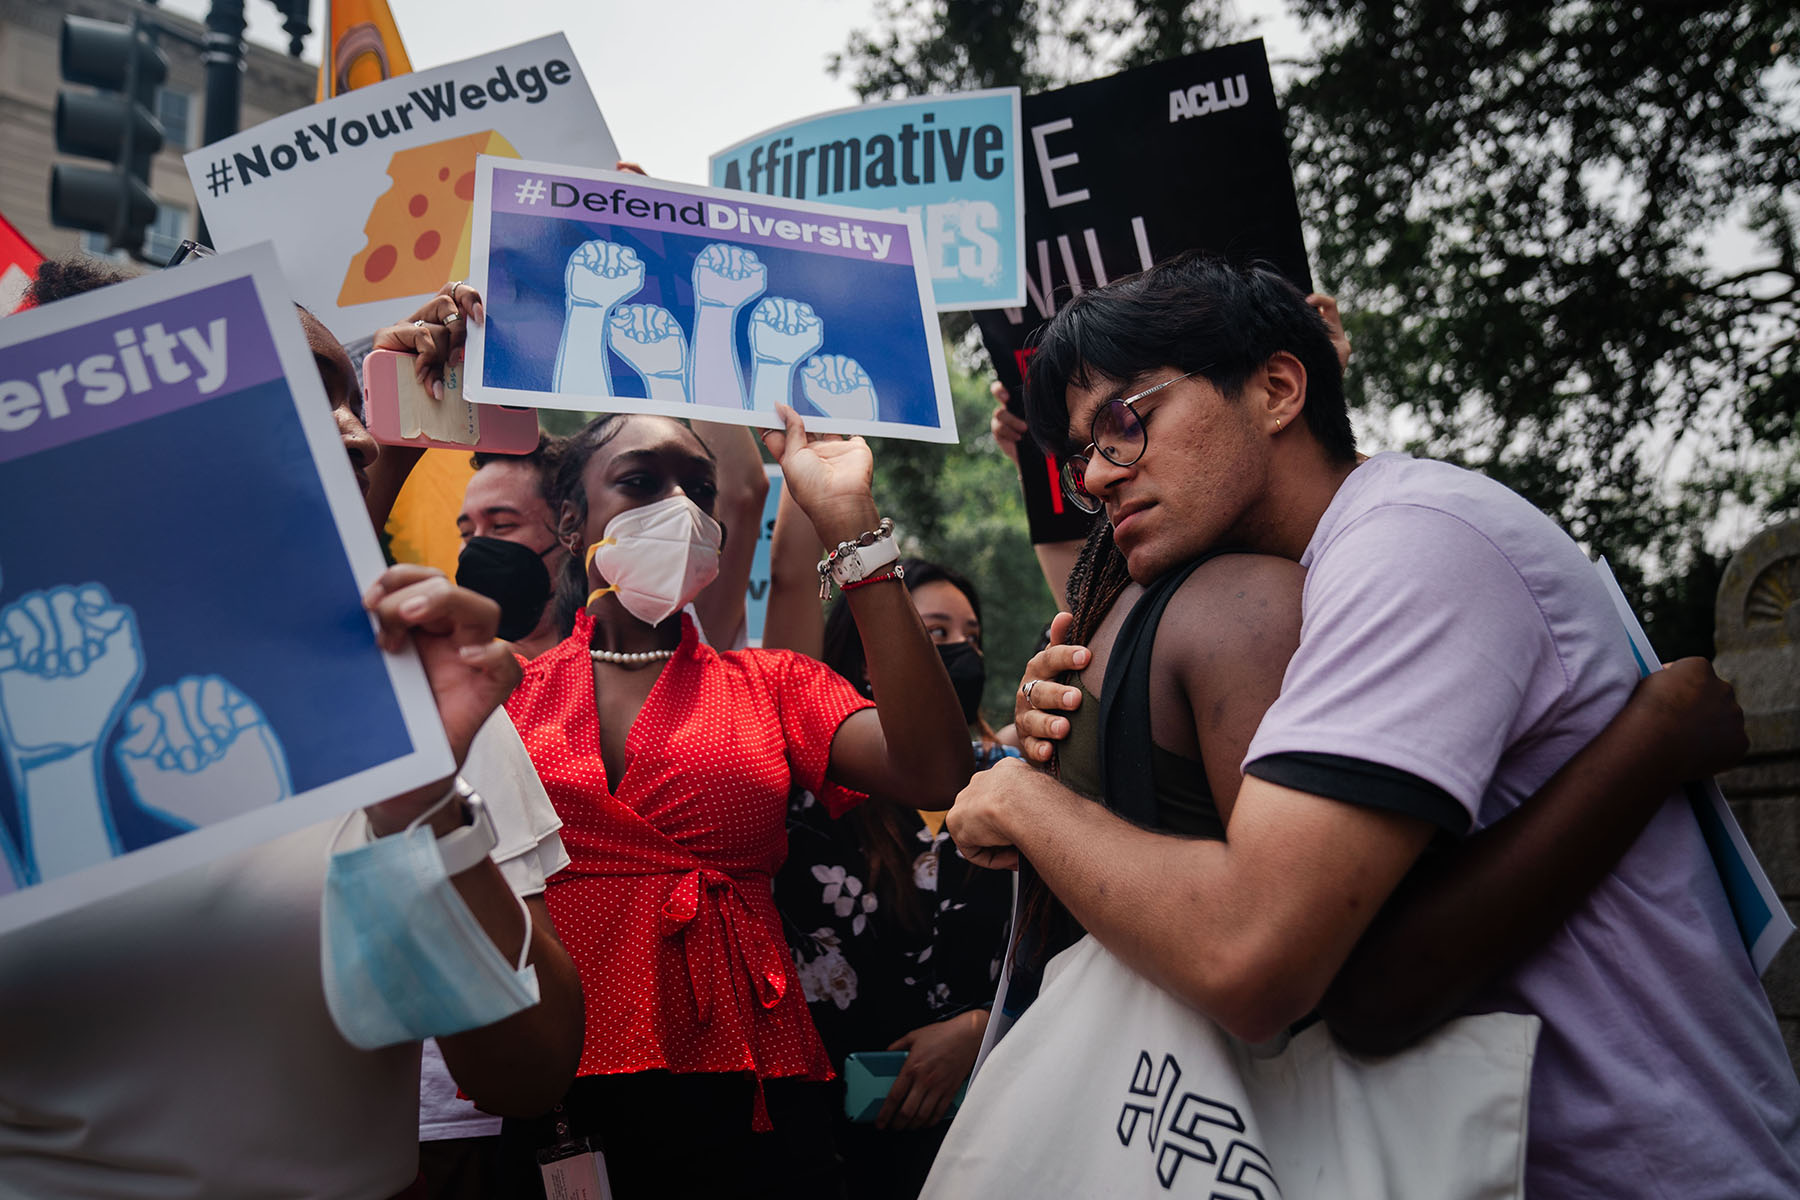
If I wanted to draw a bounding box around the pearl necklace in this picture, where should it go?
[590,647,676,666]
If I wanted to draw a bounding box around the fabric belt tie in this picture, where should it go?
[658,867,789,1027]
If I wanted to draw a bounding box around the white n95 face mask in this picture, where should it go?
[585,494,723,627]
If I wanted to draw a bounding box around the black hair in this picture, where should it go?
[1024,252,1355,464]
[544,414,719,638]
[25,256,138,306]
[471,432,567,511]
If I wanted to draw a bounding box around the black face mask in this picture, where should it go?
[456,536,553,643]
[937,640,986,726]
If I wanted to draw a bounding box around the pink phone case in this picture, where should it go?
[361,348,540,453]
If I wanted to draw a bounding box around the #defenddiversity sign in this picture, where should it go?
[466,160,957,444]
[186,34,617,343]
[0,245,451,934]
[978,40,1313,543]
[710,90,1026,312]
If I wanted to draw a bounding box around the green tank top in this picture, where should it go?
[1057,680,1224,841]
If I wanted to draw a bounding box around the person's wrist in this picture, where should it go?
[810,498,882,547]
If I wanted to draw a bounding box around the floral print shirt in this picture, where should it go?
[776,743,1017,1067]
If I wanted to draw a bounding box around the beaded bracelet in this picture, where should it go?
[816,516,897,599]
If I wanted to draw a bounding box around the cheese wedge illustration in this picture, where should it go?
[339,130,519,307]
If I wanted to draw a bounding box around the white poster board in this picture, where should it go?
[0,245,452,933]
[186,34,618,342]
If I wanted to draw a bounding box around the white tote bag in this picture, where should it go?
[924,936,1540,1200]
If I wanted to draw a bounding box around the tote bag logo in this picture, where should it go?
[1118,1050,1280,1195]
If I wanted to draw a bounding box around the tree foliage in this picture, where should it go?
[835,0,1800,656]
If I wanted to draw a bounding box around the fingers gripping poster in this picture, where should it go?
[185,35,617,344]
[466,160,958,444]
[0,246,450,933]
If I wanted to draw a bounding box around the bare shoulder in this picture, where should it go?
[1160,553,1305,668]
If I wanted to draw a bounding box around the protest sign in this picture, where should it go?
[710,90,1026,311]
[186,34,617,344]
[0,244,451,934]
[977,41,1312,543]
[746,465,783,646]
[467,160,957,444]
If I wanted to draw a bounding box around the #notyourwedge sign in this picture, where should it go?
[708,90,1025,312]
[978,41,1312,543]
[0,245,451,933]
[186,34,617,343]
[466,159,957,444]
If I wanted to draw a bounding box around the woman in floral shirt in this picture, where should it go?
[777,560,1017,1199]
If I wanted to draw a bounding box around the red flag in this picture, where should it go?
[0,210,43,315]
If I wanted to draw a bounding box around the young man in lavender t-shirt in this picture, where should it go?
[949,253,1800,1197]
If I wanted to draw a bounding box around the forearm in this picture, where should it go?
[1003,776,1300,1040]
[1033,539,1082,613]
[1322,700,1684,1054]
[437,893,584,1117]
[690,422,768,648]
[555,306,615,395]
[761,487,823,655]
[690,304,746,408]
[817,500,971,806]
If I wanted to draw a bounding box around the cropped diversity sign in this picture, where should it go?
[977,41,1312,542]
[186,35,617,342]
[0,246,451,933]
[467,160,957,443]
[710,90,1025,311]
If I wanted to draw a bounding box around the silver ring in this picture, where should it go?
[413,319,428,328]
[450,280,465,300]
[1021,678,1041,706]
[444,311,462,323]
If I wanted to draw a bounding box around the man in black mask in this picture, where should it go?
[456,435,568,657]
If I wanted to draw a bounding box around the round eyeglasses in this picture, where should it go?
[1059,369,1202,514]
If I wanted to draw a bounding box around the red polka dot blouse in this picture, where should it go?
[506,611,874,1128]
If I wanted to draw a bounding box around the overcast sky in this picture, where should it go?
[156,0,1308,184]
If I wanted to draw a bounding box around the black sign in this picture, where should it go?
[977,41,1312,544]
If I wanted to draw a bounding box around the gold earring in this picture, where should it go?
[1274,417,1283,432]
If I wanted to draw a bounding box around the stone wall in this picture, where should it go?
[1715,519,1800,1069]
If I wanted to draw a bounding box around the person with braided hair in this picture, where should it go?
[949,252,1800,1198]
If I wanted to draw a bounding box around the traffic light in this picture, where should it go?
[50,14,167,258]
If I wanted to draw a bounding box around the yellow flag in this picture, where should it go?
[317,0,414,102]
[384,449,476,578]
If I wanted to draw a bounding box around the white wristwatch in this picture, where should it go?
[435,777,497,876]
[830,535,900,586]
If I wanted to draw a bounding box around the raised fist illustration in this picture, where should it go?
[0,584,141,758]
[611,304,691,403]
[749,297,826,413]
[799,354,879,422]
[117,675,292,829]
[564,240,646,311]
[555,239,647,396]
[689,243,769,409]
[692,244,768,310]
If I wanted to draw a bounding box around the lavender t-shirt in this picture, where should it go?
[1245,453,1800,1198]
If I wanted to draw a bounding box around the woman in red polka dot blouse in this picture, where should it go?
[500,403,975,1197]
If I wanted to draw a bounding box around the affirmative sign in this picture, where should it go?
[466,159,957,444]
[979,41,1312,543]
[710,90,1025,311]
[0,245,452,933]
[186,35,617,343]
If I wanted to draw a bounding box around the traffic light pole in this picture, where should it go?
[201,0,246,149]
[116,9,148,263]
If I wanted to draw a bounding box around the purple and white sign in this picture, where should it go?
[467,159,957,444]
[0,244,451,934]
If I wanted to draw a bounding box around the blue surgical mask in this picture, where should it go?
[320,804,540,1051]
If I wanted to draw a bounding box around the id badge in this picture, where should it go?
[538,1137,613,1200]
